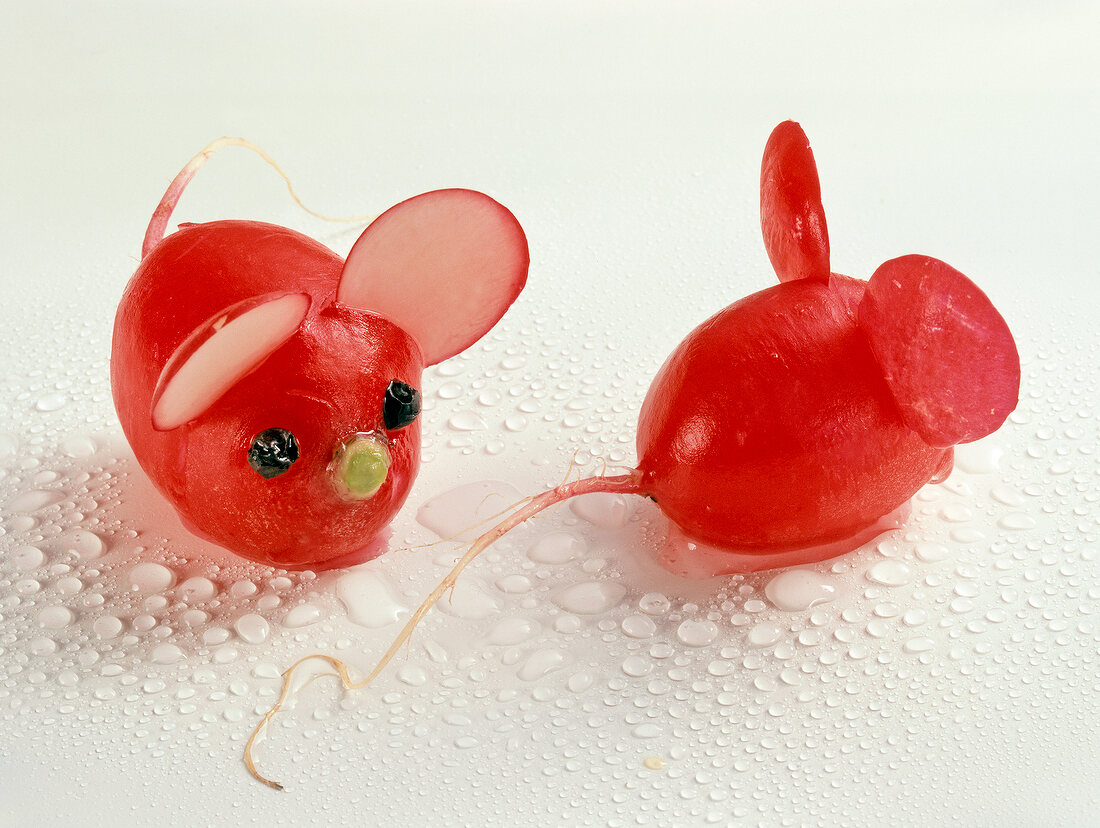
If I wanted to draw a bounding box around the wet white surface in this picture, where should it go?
[1,3,1098,826]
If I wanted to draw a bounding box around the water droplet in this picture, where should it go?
[677,619,719,647]
[256,595,278,610]
[902,608,927,627]
[9,490,63,512]
[60,434,97,458]
[486,617,540,646]
[495,574,532,594]
[282,603,324,628]
[38,606,74,629]
[0,432,18,464]
[229,580,257,598]
[59,529,106,560]
[638,593,670,615]
[569,493,631,529]
[939,504,973,523]
[437,381,463,399]
[235,614,270,644]
[177,576,217,602]
[990,485,1026,506]
[764,570,838,611]
[954,441,1002,474]
[336,567,408,628]
[417,480,524,541]
[622,655,652,677]
[128,562,175,593]
[202,627,230,646]
[12,545,44,571]
[903,637,935,654]
[94,615,123,638]
[865,560,912,587]
[621,615,657,639]
[517,648,568,680]
[397,665,427,686]
[527,532,585,564]
[503,415,528,432]
[476,390,502,407]
[436,578,500,620]
[8,515,36,533]
[151,643,184,664]
[998,513,1037,531]
[567,672,594,693]
[643,756,666,770]
[29,637,57,655]
[35,392,67,412]
[746,622,783,648]
[552,581,626,614]
[914,542,950,563]
[448,412,487,431]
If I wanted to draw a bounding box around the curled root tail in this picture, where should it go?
[244,470,645,790]
[142,136,376,260]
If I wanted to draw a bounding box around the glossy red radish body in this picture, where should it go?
[112,141,529,569]
[245,120,1021,789]
[636,274,950,553]
[637,121,1017,561]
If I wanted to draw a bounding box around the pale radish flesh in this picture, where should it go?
[152,293,310,431]
[858,255,1021,447]
[338,189,529,365]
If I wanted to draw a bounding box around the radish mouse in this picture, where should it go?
[445,119,1019,571]
[245,120,1020,788]
[111,139,529,570]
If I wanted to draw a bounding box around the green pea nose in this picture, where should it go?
[332,433,390,500]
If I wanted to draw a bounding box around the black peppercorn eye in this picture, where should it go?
[248,428,300,479]
[383,380,421,430]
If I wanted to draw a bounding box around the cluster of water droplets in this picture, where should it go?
[1,306,1097,824]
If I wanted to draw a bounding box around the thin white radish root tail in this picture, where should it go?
[142,136,377,260]
[245,470,645,790]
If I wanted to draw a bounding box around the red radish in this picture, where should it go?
[112,139,529,570]
[438,119,1019,568]
[245,120,1020,789]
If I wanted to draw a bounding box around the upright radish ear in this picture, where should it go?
[152,293,310,431]
[337,189,529,366]
[858,255,1020,448]
[760,120,830,283]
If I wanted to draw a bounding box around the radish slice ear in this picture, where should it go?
[858,255,1020,448]
[337,189,529,366]
[151,293,310,431]
[760,120,830,283]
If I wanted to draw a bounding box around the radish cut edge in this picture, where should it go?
[859,255,1020,447]
[151,293,310,431]
[337,189,528,365]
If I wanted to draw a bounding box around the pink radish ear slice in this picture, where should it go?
[337,189,529,365]
[151,292,311,431]
[858,255,1020,448]
[760,120,830,283]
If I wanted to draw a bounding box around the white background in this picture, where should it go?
[1,3,1098,826]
